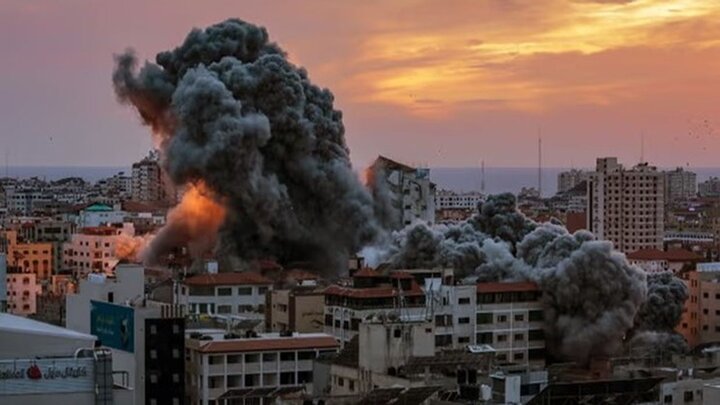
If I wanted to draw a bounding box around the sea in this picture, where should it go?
[5,166,720,198]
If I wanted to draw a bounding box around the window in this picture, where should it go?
[458,297,471,305]
[150,350,157,359]
[280,352,296,361]
[217,305,232,314]
[477,313,492,324]
[237,287,252,295]
[514,352,524,361]
[245,354,259,363]
[514,314,524,322]
[338,377,344,387]
[435,335,452,347]
[349,379,355,392]
[497,334,507,342]
[209,355,224,365]
[529,310,543,322]
[298,351,315,360]
[263,353,277,362]
[149,373,158,384]
[107,292,114,303]
[514,333,524,341]
[458,317,470,324]
[684,391,693,402]
[258,287,268,295]
[172,373,180,383]
[497,354,507,362]
[458,336,470,343]
[497,315,508,323]
[217,287,232,296]
[529,329,545,341]
[280,372,295,385]
[394,328,401,338]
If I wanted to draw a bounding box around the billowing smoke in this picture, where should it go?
[627,272,689,357]
[113,19,382,270]
[378,196,653,364]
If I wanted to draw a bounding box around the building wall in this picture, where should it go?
[558,169,590,194]
[179,283,270,316]
[588,158,664,253]
[679,265,720,347]
[664,168,697,204]
[6,271,40,316]
[62,224,134,277]
[269,289,324,333]
[476,288,546,367]
[4,230,54,281]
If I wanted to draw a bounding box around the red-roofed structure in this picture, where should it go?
[476,282,540,294]
[183,272,273,286]
[626,248,703,273]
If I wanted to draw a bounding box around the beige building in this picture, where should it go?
[665,167,697,205]
[185,331,339,404]
[679,262,720,348]
[131,151,174,203]
[2,229,54,281]
[558,169,590,194]
[587,157,664,253]
[62,223,134,277]
[267,286,325,333]
[6,269,41,316]
[476,282,546,368]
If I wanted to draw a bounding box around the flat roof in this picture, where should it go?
[184,272,273,286]
[188,334,339,354]
[0,312,95,341]
[476,281,540,293]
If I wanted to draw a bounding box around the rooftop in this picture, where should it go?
[626,248,703,262]
[184,271,273,286]
[476,281,540,293]
[324,283,424,299]
[187,333,339,354]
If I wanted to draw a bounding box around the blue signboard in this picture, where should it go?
[90,300,134,353]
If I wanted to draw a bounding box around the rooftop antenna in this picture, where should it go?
[538,128,542,197]
[640,131,645,164]
[481,159,486,194]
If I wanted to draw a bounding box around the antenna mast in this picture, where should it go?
[538,129,542,197]
[481,159,486,194]
[640,131,645,164]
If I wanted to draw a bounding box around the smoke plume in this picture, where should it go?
[113,19,381,270]
[379,195,653,364]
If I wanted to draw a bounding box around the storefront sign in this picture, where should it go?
[0,358,94,396]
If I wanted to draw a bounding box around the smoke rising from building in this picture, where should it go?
[378,195,662,364]
[113,19,382,270]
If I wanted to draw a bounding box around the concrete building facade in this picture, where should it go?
[558,169,590,194]
[179,272,273,318]
[587,157,664,253]
[371,156,436,229]
[665,167,697,205]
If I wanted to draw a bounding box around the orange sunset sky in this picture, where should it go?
[1,0,719,168]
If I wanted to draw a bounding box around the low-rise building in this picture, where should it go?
[62,223,135,277]
[179,272,273,318]
[267,286,325,333]
[626,248,704,273]
[185,331,339,405]
[476,282,546,368]
[6,267,41,316]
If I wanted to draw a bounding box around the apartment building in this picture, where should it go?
[664,167,697,205]
[132,152,174,203]
[323,269,427,344]
[435,189,483,210]
[266,286,325,333]
[62,223,135,277]
[678,262,720,347]
[2,229,54,281]
[185,331,339,404]
[476,282,546,367]
[558,169,590,193]
[587,157,664,253]
[6,268,41,316]
[370,156,436,229]
[179,272,273,317]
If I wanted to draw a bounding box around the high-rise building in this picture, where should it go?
[370,156,436,229]
[557,169,590,194]
[664,167,697,205]
[699,177,720,198]
[587,157,664,253]
[131,151,174,203]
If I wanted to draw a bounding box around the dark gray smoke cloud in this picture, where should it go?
[634,272,689,332]
[378,197,654,364]
[626,272,689,357]
[113,19,381,271]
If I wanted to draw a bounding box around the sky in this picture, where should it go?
[1,0,720,169]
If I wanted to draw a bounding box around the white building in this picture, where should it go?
[132,151,174,202]
[371,156,436,229]
[587,157,665,253]
[6,269,41,316]
[185,331,339,404]
[179,272,273,318]
[78,202,126,228]
[557,169,590,194]
[435,189,484,210]
[66,264,185,405]
[664,167,697,205]
[0,313,130,404]
[62,223,135,277]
